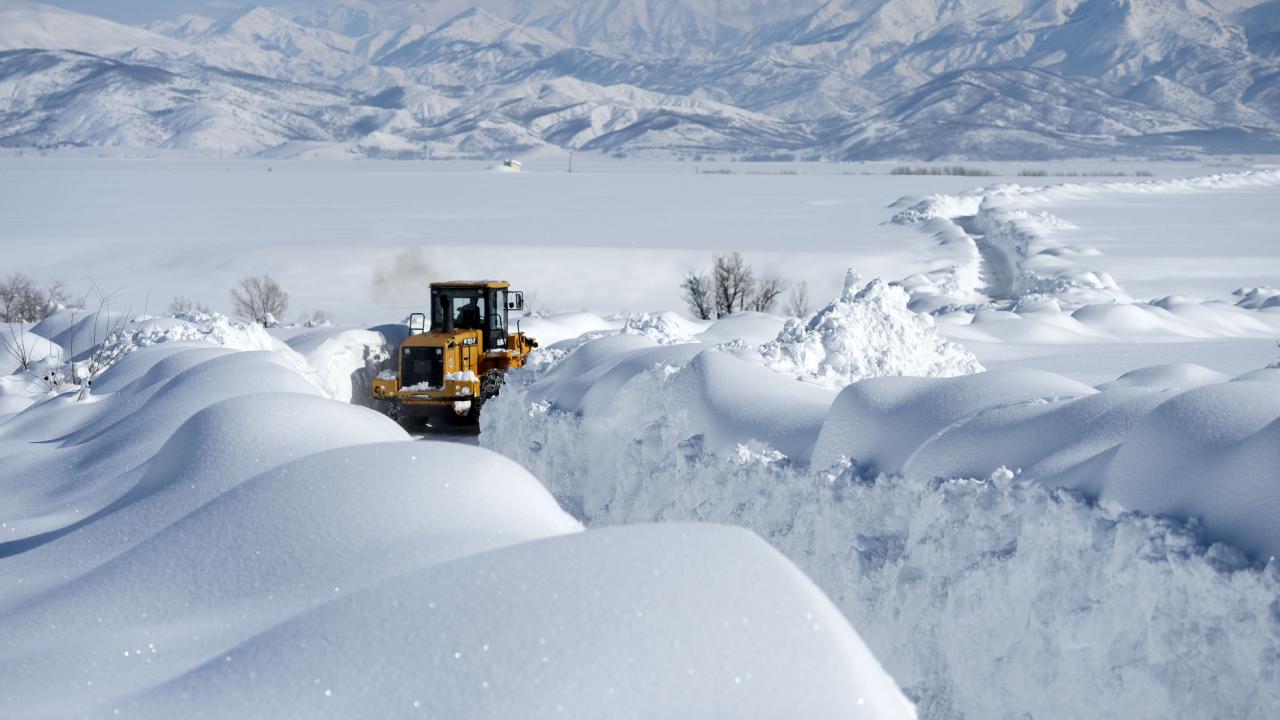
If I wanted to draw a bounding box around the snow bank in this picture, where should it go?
[812,365,1280,560]
[284,326,395,405]
[30,309,277,361]
[761,271,984,389]
[891,170,1280,319]
[0,328,911,717]
[942,296,1280,346]
[121,523,914,720]
[483,327,1280,719]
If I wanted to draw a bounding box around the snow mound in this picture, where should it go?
[761,271,984,389]
[1234,286,1280,310]
[812,367,1280,560]
[620,311,701,345]
[120,523,914,720]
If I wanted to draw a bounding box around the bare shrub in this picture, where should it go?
[231,274,289,326]
[682,255,795,318]
[0,274,67,322]
[890,165,995,177]
[300,309,334,327]
[2,324,36,371]
[786,280,812,317]
[72,285,132,401]
[168,296,212,315]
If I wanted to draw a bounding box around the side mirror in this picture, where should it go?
[408,312,426,335]
[507,291,525,311]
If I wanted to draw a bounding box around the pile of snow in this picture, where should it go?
[620,311,702,345]
[104,311,278,356]
[761,271,984,389]
[0,330,912,717]
[29,309,277,362]
[1234,286,1280,310]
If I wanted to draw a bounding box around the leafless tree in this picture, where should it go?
[749,273,786,313]
[786,280,811,317]
[680,271,715,320]
[231,274,289,326]
[0,274,67,322]
[713,252,754,317]
[168,296,211,315]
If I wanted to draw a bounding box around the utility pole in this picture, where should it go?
[568,151,573,173]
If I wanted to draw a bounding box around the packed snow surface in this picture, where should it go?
[0,314,914,718]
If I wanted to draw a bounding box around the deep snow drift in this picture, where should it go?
[482,306,1280,719]
[0,317,915,718]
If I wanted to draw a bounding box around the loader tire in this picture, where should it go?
[467,369,507,424]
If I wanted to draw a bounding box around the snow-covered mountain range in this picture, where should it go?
[2,0,1280,159]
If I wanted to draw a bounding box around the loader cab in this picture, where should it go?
[429,281,522,351]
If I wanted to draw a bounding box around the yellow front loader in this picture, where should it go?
[373,280,537,430]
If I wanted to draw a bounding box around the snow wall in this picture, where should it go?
[482,335,1280,720]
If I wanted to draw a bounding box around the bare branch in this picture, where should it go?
[168,296,212,315]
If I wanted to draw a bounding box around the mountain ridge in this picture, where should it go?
[1,0,1277,159]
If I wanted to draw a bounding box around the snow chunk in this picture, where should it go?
[620,311,701,345]
[760,271,984,389]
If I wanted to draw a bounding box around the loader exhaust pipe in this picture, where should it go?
[441,295,454,333]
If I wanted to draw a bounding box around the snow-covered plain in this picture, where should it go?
[3,158,1280,718]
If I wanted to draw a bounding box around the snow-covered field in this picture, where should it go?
[3,158,1279,718]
